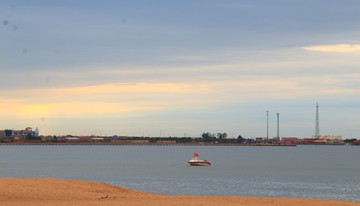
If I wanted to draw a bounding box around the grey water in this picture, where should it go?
[0,145,359,202]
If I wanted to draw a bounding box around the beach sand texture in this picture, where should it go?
[0,178,359,206]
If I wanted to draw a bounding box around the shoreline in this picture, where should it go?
[0,142,297,146]
[0,178,359,206]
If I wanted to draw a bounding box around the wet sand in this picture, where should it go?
[1,178,359,206]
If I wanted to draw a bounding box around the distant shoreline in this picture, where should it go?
[1,142,355,146]
[0,142,297,146]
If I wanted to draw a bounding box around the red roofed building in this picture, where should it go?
[0,127,40,137]
[12,127,40,137]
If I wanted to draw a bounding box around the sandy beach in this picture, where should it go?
[0,178,359,206]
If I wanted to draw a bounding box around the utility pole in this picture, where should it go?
[277,113,280,139]
[315,103,320,139]
[266,110,269,139]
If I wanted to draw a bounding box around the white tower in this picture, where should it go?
[35,127,40,137]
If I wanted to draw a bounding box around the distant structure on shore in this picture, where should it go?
[315,103,320,139]
[311,135,343,140]
[312,103,343,141]
[0,127,39,138]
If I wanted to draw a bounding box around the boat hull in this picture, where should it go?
[188,161,211,166]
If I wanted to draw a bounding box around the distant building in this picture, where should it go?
[90,137,105,142]
[352,140,360,145]
[13,135,27,142]
[281,137,300,144]
[64,137,81,142]
[312,135,342,140]
[0,127,39,137]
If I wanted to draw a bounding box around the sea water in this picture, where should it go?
[0,145,359,202]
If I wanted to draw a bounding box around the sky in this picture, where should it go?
[1,0,360,138]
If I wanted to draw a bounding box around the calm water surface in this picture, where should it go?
[0,145,359,202]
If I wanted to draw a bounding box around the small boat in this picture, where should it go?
[188,153,211,166]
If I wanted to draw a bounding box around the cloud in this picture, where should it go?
[2,70,360,136]
[16,102,160,117]
[0,83,214,119]
[173,55,212,61]
[0,100,162,119]
[302,44,360,53]
[2,71,359,117]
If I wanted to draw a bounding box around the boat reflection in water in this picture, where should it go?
[188,153,211,166]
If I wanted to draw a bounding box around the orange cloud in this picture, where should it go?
[303,44,360,53]
[11,83,211,100]
[1,77,359,121]
[0,83,213,119]
[1,101,161,119]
